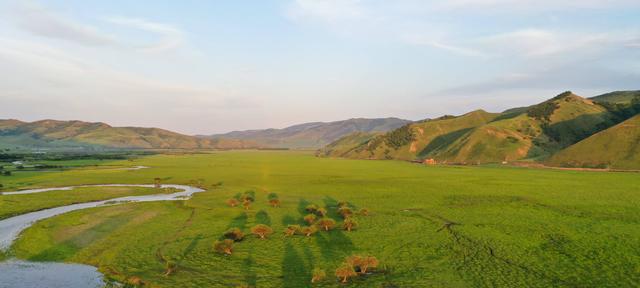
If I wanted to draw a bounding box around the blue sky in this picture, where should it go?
[0,0,639,134]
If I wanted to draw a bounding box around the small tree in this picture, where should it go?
[304,214,317,224]
[251,224,273,239]
[305,204,319,213]
[346,255,379,274]
[358,208,370,216]
[269,198,281,207]
[214,239,234,255]
[343,218,358,232]
[311,268,326,283]
[226,198,240,207]
[284,225,300,237]
[335,264,357,283]
[315,208,327,217]
[242,199,251,210]
[154,177,162,188]
[241,190,255,202]
[337,207,353,219]
[316,218,336,231]
[300,226,318,237]
[223,228,245,242]
[337,201,349,208]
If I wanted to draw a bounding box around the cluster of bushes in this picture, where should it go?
[216,191,282,255]
[311,255,380,284]
[384,124,415,149]
[285,201,368,238]
[599,95,640,123]
[527,100,560,121]
[213,223,276,255]
[226,190,258,210]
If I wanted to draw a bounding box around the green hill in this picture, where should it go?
[547,114,640,169]
[590,90,640,104]
[324,110,499,160]
[321,91,620,164]
[0,119,256,150]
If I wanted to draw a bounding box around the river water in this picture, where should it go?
[0,184,204,288]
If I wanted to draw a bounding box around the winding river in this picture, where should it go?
[0,184,204,288]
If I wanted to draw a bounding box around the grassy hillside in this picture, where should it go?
[547,114,640,169]
[322,92,618,164]
[0,119,256,150]
[315,132,379,157]
[4,151,640,287]
[590,90,640,104]
[327,110,499,161]
[207,118,411,149]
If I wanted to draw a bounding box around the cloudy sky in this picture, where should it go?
[0,0,638,134]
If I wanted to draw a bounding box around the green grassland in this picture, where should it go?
[4,151,640,287]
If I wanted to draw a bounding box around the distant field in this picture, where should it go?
[4,151,640,287]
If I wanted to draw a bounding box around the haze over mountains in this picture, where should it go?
[1,90,638,169]
[0,119,255,150]
[203,118,411,149]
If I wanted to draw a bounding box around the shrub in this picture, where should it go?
[337,201,349,208]
[250,224,273,239]
[315,207,327,217]
[358,208,370,216]
[226,198,239,207]
[241,190,255,202]
[304,214,317,224]
[153,177,162,188]
[214,239,234,255]
[335,263,358,283]
[284,225,300,237]
[223,228,245,242]
[384,124,415,149]
[305,204,319,213]
[316,218,336,231]
[311,268,326,283]
[300,226,318,237]
[346,255,379,274]
[269,199,281,207]
[337,207,353,218]
[242,199,251,210]
[343,218,358,232]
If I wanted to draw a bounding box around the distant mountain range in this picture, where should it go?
[319,90,640,169]
[2,90,638,169]
[0,119,257,150]
[202,118,411,149]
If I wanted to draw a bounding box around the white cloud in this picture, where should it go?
[14,1,117,46]
[106,17,185,53]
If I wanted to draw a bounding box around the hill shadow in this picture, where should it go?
[418,128,473,158]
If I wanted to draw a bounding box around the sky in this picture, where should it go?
[0,0,639,135]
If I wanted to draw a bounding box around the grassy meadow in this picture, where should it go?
[2,151,640,287]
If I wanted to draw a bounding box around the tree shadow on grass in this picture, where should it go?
[281,215,297,226]
[282,242,312,288]
[297,199,312,216]
[226,212,248,230]
[243,254,257,287]
[256,210,271,226]
[315,230,356,262]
